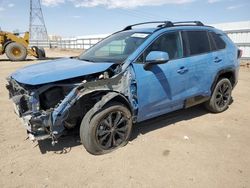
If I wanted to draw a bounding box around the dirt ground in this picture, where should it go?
[0,49,250,188]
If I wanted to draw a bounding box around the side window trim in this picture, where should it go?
[178,31,184,59]
[208,31,217,51]
[206,31,213,51]
[181,31,191,57]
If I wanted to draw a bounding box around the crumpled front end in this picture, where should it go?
[6,78,52,141]
[6,64,138,145]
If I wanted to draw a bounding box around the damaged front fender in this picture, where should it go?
[48,65,138,139]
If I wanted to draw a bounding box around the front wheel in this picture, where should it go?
[80,102,132,155]
[205,78,232,113]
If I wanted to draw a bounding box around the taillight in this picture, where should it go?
[237,49,242,59]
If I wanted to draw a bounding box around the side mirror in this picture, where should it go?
[144,51,169,70]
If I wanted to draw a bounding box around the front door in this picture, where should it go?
[133,32,192,122]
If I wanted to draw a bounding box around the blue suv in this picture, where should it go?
[6,21,241,155]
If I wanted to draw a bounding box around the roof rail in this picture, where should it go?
[173,21,204,26]
[123,21,173,31]
[122,21,205,31]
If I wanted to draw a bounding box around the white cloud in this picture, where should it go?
[208,0,222,3]
[42,0,194,8]
[227,4,244,10]
[72,15,81,18]
[72,0,195,8]
[0,7,5,11]
[42,0,65,6]
[8,3,15,8]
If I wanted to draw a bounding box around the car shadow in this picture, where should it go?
[37,104,208,154]
[0,59,34,62]
[130,104,208,141]
[0,57,62,62]
[37,129,81,154]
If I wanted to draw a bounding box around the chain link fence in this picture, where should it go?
[30,38,103,50]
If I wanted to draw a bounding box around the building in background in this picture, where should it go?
[48,35,62,41]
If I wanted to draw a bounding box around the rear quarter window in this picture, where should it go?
[209,32,226,50]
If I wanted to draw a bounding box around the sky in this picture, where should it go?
[0,0,250,37]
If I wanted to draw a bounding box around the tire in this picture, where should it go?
[31,46,46,59]
[205,78,232,113]
[40,47,46,57]
[80,102,132,155]
[5,42,27,61]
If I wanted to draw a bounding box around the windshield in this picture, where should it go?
[79,31,150,63]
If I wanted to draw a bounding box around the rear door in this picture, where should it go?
[181,30,215,97]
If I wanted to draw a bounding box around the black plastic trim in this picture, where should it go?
[184,95,210,108]
[211,68,236,92]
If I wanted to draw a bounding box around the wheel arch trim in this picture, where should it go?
[91,91,133,116]
[211,67,236,92]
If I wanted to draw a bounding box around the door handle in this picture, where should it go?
[214,57,222,63]
[177,66,188,74]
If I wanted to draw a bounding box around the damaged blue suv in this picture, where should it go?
[7,21,241,155]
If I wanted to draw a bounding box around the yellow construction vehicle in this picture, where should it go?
[0,30,46,61]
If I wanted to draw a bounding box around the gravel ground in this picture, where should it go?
[0,49,250,188]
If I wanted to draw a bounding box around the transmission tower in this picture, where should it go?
[29,0,48,41]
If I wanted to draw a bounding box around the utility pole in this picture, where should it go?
[29,0,49,44]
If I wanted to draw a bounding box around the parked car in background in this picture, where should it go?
[6,21,241,155]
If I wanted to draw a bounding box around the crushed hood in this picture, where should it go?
[11,58,114,85]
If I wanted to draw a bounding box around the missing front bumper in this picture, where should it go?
[14,108,52,141]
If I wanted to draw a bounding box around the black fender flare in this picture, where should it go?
[211,67,236,92]
[94,92,132,113]
[86,91,133,122]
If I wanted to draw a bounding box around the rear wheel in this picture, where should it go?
[5,42,27,61]
[205,78,232,113]
[80,102,132,155]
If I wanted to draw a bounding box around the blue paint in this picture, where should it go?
[11,58,114,85]
[128,26,239,122]
[8,23,240,137]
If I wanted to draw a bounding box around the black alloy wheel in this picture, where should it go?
[215,82,231,108]
[80,102,132,155]
[205,78,232,113]
[95,111,130,150]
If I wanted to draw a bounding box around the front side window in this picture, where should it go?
[136,32,183,63]
[79,32,150,63]
[182,31,210,56]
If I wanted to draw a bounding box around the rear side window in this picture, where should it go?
[209,32,226,50]
[182,31,210,56]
